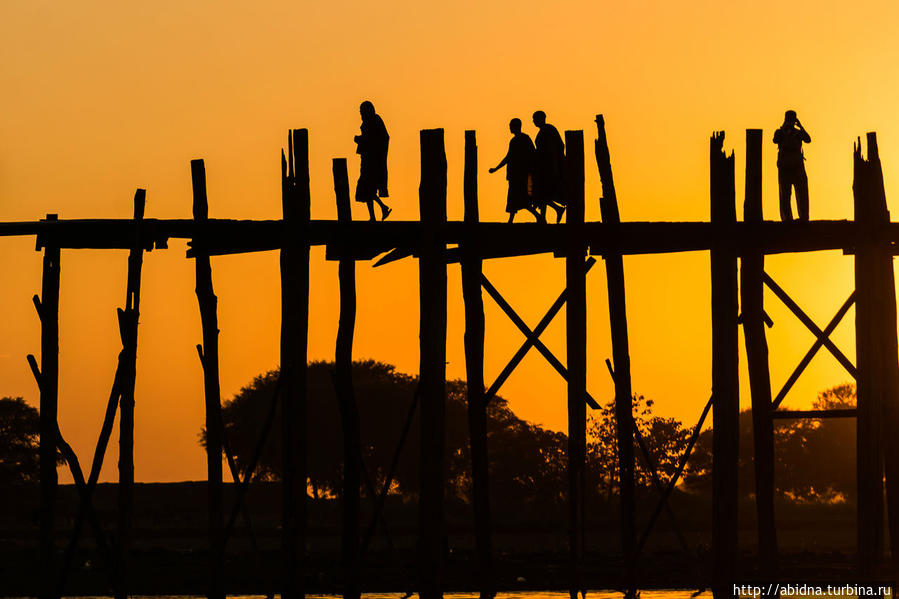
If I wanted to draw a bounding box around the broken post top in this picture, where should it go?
[419,129,447,225]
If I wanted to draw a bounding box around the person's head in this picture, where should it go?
[784,110,797,126]
[360,101,375,120]
[533,110,547,127]
[509,118,522,134]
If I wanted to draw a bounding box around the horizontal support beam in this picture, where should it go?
[771,408,857,419]
[6,218,899,257]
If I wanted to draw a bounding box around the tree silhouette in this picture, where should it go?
[202,360,572,505]
[685,383,857,503]
[205,361,701,513]
[0,396,45,484]
[587,395,691,499]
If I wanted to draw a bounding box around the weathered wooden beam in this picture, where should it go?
[281,129,310,599]
[418,129,448,599]
[710,132,739,599]
[332,157,362,599]
[15,215,899,257]
[460,131,494,599]
[191,160,225,599]
[868,137,899,578]
[565,130,587,599]
[594,115,636,595]
[853,134,886,573]
[740,129,777,579]
[418,129,446,599]
[771,408,857,419]
[39,213,60,599]
[117,188,145,599]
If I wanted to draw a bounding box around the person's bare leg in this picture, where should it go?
[375,197,392,220]
[552,202,566,224]
[507,212,515,223]
[366,200,377,221]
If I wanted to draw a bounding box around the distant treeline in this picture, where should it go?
[201,361,857,506]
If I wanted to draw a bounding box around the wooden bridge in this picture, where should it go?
[15,118,899,599]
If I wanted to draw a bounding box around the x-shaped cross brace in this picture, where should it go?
[482,257,600,409]
[762,272,857,409]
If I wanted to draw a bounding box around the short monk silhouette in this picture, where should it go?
[532,110,566,223]
[354,101,392,221]
[489,118,539,223]
[773,109,811,222]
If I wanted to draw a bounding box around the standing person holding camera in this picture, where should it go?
[773,109,812,222]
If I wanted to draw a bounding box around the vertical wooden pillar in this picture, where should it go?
[281,129,310,599]
[117,189,146,599]
[741,129,777,578]
[460,130,494,598]
[853,133,886,572]
[191,160,225,599]
[859,134,899,576]
[564,130,586,599]
[333,157,361,599]
[39,214,60,599]
[418,128,447,599]
[710,132,739,598]
[594,115,636,593]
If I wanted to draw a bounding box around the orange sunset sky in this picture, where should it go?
[3,1,899,483]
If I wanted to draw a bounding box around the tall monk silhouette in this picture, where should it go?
[354,101,392,221]
[489,118,539,223]
[773,109,811,222]
[532,111,566,223]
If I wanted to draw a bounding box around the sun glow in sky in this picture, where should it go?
[3,0,899,482]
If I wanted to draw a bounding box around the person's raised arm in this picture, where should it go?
[796,120,811,143]
[489,149,510,174]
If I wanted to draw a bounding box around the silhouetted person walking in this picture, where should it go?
[532,111,566,223]
[354,101,392,221]
[773,110,811,222]
[489,118,539,223]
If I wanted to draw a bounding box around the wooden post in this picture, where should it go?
[860,134,899,577]
[117,189,146,599]
[594,115,636,593]
[460,130,494,598]
[564,130,586,599]
[710,132,739,598]
[39,214,60,599]
[281,129,310,599]
[191,160,224,599]
[333,157,361,599]
[853,133,886,572]
[418,128,447,599]
[740,129,777,578]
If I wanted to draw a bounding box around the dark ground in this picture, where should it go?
[0,482,879,596]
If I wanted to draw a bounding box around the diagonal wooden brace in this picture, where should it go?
[481,272,600,409]
[636,393,714,559]
[772,290,857,409]
[485,257,597,404]
[763,272,856,378]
